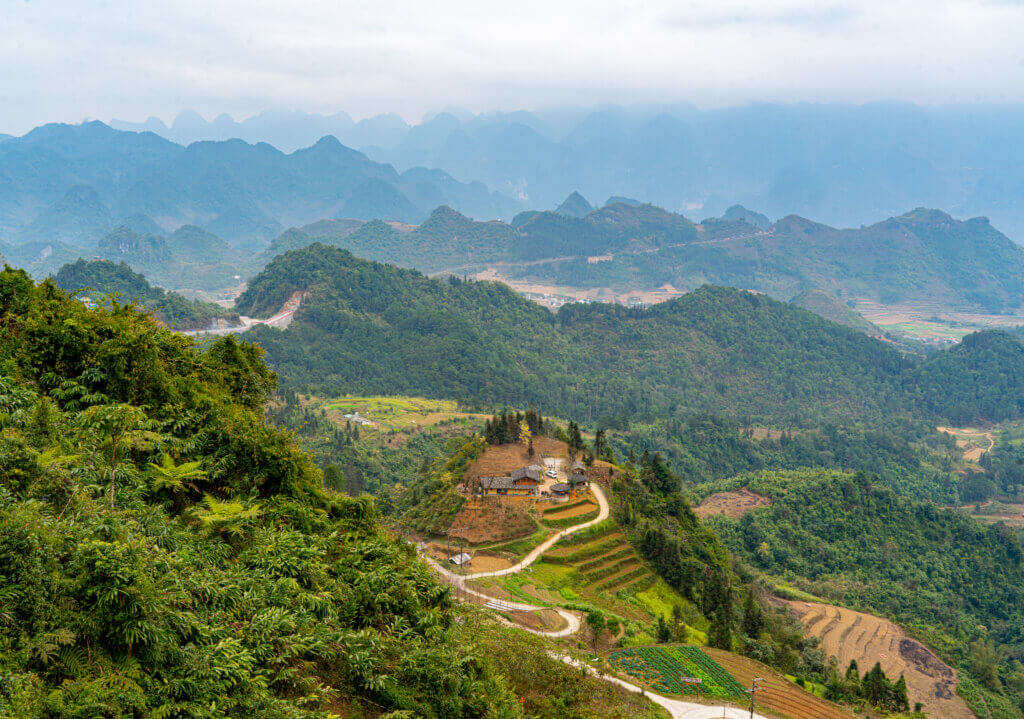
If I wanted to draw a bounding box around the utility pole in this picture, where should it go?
[749,677,764,719]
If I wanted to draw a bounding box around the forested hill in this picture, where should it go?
[240,243,1024,425]
[699,469,1024,718]
[53,258,240,331]
[505,206,1024,313]
[789,289,881,335]
[0,266,658,718]
[252,200,1024,314]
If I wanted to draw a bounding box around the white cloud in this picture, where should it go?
[2,0,1024,133]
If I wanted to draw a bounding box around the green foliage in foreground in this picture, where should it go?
[53,259,239,331]
[0,267,660,718]
[703,468,1024,715]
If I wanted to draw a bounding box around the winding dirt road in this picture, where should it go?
[422,484,772,716]
[423,483,609,637]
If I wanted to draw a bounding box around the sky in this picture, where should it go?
[4,0,1024,134]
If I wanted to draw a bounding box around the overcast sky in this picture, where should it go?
[4,0,1024,134]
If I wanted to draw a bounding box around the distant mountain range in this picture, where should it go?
[109,104,1024,240]
[498,201,1024,314]
[0,121,517,248]
[244,197,1024,314]
[7,192,1024,314]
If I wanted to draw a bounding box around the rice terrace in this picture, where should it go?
[785,601,975,718]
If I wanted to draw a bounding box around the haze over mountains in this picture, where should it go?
[0,120,515,249]
[10,188,1024,320]
[8,108,1024,319]
[111,103,1024,240]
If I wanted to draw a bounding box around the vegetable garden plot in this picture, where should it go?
[608,645,748,699]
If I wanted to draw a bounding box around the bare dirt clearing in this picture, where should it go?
[784,601,973,719]
[957,501,1024,528]
[937,426,994,462]
[448,498,538,543]
[463,553,515,572]
[694,489,771,519]
[508,608,568,633]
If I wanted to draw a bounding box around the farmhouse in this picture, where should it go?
[569,472,588,488]
[480,468,539,496]
[448,552,472,566]
[511,465,541,484]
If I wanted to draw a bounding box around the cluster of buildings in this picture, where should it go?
[477,461,589,498]
[342,411,373,426]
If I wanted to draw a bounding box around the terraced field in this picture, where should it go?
[702,647,853,719]
[545,526,656,593]
[495,523,659,619]
[785,601,974,719]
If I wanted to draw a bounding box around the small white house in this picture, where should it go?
[449,552,472,566]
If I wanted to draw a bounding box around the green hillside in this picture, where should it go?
[53,259,240,331]
[911,329,1024,423]
[699,468,1024,716]
[790,289,881,334]
[554,190,594,218]
[95,226,250,292]
[249,201,1024,316]
[257,218,366,260]
[238,243,1024,427]
[0,239,83,277]
[0,266,663,719]
[513,208,1024,313]
[15,184,115,246]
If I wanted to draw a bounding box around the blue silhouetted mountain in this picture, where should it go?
[555,191,593,218]
[16,185,114,246]
[0,121,521,249]
[721,205,771,229]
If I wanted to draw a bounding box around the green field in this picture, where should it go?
[608,645,748,699]
[313,394,487,433]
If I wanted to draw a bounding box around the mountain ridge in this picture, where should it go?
[0,121,520,247]
[238,242,1024,426]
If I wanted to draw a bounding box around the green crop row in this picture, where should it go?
[577,547,635,574]
[583,558,638,583]
[545,536,626,564]
[542,497,594,515]
[541,508,599,529]
[559,519,617,546]
[608,646,746,700]
[595,566,649,592]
